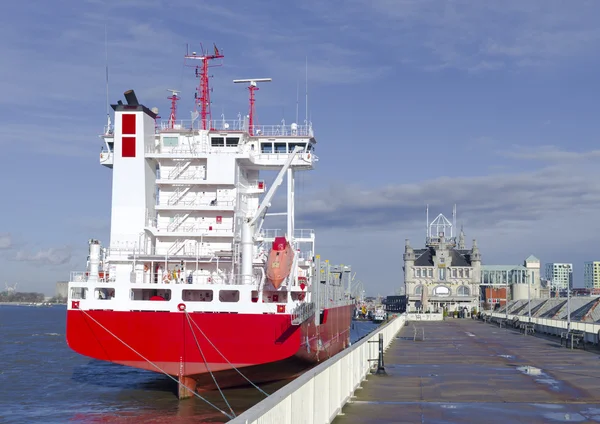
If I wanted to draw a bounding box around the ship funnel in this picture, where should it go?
[124,89,139,106]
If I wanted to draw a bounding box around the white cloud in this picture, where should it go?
[301,0,600,72]
[295,146,599,231]
[14,247,73,266]
[0,234,12,249]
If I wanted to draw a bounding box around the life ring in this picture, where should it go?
[178,303,186,312]
[207,277,212,283]
[144,264,149,272]
[298,293,305,301]
[307,153,311,159]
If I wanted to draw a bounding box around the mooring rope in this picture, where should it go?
[186,313,270,397]
[78,309,234,420]
[184,312,236,418]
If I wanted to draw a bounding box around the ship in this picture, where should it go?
[65,44,356,399]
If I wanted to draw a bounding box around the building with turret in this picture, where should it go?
[404,206,481,313]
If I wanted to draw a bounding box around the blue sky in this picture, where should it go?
[2,0,600,295]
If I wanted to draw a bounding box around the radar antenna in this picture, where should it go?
[166,89,180,129]
[184,43,224,130]
[232,78,272,136]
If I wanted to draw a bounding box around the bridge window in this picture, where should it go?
[163,136,178,147]
[274,142,287,153]
[261,143,273,153]
[211,137,225,147]
[288,142,306,152]
[457,286,470,296]
[225,137,239,146]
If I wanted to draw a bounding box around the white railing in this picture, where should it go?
[168,161,191,179]
[153,226,233,234]
[160,199,235,208]
[155,119,314,137]
[250,151,317,163]
[259,229,315,240]
[228,314,406,424]
[489,312,600,344]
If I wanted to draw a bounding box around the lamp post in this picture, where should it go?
[567,282,571,332]
[505,277,509,322]
[527,271,531,323]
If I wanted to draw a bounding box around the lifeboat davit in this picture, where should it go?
[266,236,294,289]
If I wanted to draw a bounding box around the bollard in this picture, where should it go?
[375,333,386,375]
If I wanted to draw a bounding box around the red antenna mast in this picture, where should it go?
[233,78,272,135]
[166,89,180,129]
[184,43,224,130]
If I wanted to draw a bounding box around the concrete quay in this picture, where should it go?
[334,319,600,424]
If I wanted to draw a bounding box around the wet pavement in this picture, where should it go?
[334,319,600,424]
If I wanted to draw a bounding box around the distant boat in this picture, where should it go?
[266,236,294,289]
[372,308,386,324]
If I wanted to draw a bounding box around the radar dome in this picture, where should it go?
[224,122,230,129]
[151,107,159,114]
[290,123,298,130]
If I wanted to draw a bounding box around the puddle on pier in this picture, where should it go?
[516,365,561,391]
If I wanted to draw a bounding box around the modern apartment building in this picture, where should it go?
[544,263,573,290]
[583,261,600,289]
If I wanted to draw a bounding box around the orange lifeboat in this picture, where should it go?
[266,236,294,289]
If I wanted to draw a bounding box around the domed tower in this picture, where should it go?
[470,239,482,300]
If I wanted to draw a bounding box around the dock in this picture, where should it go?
[334,319,600,423]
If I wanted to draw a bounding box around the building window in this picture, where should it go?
[415,285,423,296]
[465,269,470,278]
[457,286,470,296]
[428,269,433,278]
[439,267,446,281]
[416,269,421,278]
[458,269,463,278]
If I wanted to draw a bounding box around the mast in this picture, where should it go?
[166,89,180,129]
[233,78,272,136]
[184,43,224,130]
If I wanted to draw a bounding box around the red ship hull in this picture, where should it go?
[65,303,354,390]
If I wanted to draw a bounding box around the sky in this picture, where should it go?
[2,0,600,296]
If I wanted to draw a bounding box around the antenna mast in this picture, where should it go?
[233,78,272,135]
[184,43,224,130]
[104,24,111,134]
[166,89,180,129]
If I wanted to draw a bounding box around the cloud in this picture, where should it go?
[295,146,600,231]
[0,234,12,249]
[501,145,600,162]
[14,247,73,266]
[301,0,600,72]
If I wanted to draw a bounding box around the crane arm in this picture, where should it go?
[248,146,302,232]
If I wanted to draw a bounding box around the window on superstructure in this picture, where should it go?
[288,142,306,153]
[274,142,287,153]
[226,137,239,147]
[261,143,273,153]
[211,137,225,147]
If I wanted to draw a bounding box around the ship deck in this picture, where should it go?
[334,319,600,423]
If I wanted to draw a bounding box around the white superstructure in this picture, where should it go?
[69,84,323,316]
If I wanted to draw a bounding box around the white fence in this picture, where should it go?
[228,314,407,424]
[489,312,600,344]
[406,312,444,321]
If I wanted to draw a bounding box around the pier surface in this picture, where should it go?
[334,319,600,424]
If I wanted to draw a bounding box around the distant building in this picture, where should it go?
[403,207,481,313]
[545,263,573,290]
[480,255,542,305]
[583,261,600,289]
[55,281,68,298]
